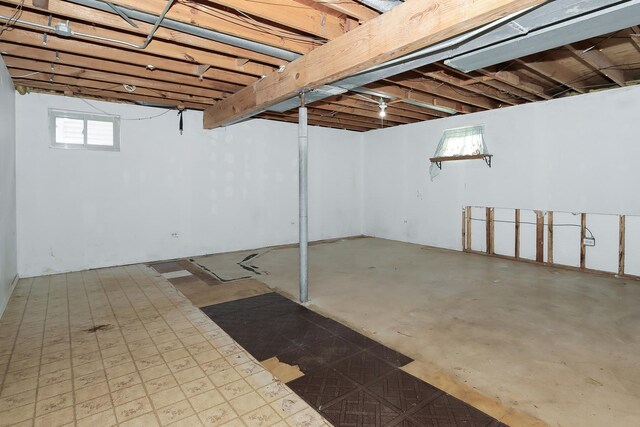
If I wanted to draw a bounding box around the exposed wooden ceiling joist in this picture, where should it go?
[203,0,545,128]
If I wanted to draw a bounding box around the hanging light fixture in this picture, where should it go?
[378,99,387,118]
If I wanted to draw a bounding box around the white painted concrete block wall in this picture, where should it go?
[0,56,18,314]
[363,85,640,275]
[15,94,363,277]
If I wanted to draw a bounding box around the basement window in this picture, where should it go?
[429,125,492,180]
[49,109,120,151]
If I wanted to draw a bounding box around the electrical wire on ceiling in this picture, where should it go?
[0,0,24,37]
[77,96,175,120]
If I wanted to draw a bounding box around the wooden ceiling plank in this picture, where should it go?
[10,69,216,105]
[196,0,347,39]
[385,72,501,110]
[418,68,519,106]
[515,57,585,94]
[10,0,321,54]
[258,112,370,131]
[566,42,626,87]
[309,0,379,22]
[629,26,640,52]
[1,28,258,86]
[0,5,274,76]
[477,68,551,99]
[3,56,225,100]
[312,101,416,124]
[2,0,288,66]
[203,0,544,128]
[364,82,478,114]
[0,42,244,93]
[97,0,319,54]
[13,80,208,109]
[311,104,409,126]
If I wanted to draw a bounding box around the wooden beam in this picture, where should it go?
[418,68,520,106]
[515,209,520,258]
[15,80,207,109]
[11,70,215,105]
[1,1,286,67]
[481,69,551,99]
[547,211,554,264]
[619,215,625,276]
[1,29,258,85]
[203,0,544,128]
[386,72,501,110]
[74,0,317,54]
[567,42,626,87]
[462,208,466,251]
[182,0,347,39]
[486,207,494,255]
[516,57,586,94]
[466,206,472,251]
[3,57,225,100]
[629,26,640,52]
[310,0,379,22]
[536,210,544,262]
[0,6,274,76]
[580,213,587,269]
[0,42,243,93]
[364,82,478,114]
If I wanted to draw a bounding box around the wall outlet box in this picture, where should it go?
[584,237,595,247]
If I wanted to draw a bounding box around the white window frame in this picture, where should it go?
[49,109,120,151]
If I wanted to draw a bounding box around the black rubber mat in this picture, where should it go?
[201,292,507,427]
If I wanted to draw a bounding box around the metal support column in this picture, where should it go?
[298,94,308,303]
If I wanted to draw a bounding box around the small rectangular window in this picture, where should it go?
[49,109,120,151]
[429,125,492,180]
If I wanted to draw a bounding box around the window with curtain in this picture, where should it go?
[429,125,490,180]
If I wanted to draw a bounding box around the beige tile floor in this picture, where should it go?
[0,265,329,427]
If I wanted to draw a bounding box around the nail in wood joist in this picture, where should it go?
[203,0,546,129]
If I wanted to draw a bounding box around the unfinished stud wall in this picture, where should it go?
[16,93,364,277]
[0,56,17,315]
[363,85,640,274]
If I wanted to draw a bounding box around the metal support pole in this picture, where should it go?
[298,94,308,303]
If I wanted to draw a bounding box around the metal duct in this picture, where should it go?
[65,0,300,62]
[357,0,403,13]
[445,0,640,72]
[268,0,640,114]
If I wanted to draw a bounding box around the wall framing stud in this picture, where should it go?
[619,215,625,276]
[515,209,520,258]
[535,210,544,262]
[547,211,554,264]
[580,213,587,269]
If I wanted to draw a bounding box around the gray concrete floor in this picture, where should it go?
[198,237,640,427]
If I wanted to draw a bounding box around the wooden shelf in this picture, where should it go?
[430,154,493,169]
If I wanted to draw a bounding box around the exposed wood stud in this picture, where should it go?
[535,210,544,263]
[619,215,626,276]
[466,206,472,251]
[515,209,520,259]
[548,211,554,264]
[462,208,466,251]
[580,213,587,269]
[485,207,494,254]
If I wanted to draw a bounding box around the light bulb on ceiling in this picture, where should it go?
[378,99,387,118]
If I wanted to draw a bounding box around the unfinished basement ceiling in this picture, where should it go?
[1,0,639,132]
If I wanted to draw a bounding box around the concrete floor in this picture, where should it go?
[199,237,640,426]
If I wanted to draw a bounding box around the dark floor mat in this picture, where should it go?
[200,292,506,427]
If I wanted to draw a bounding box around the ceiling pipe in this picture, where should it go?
[357,0,403,13]
[0,0,174,49]
[65,0,300,62]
